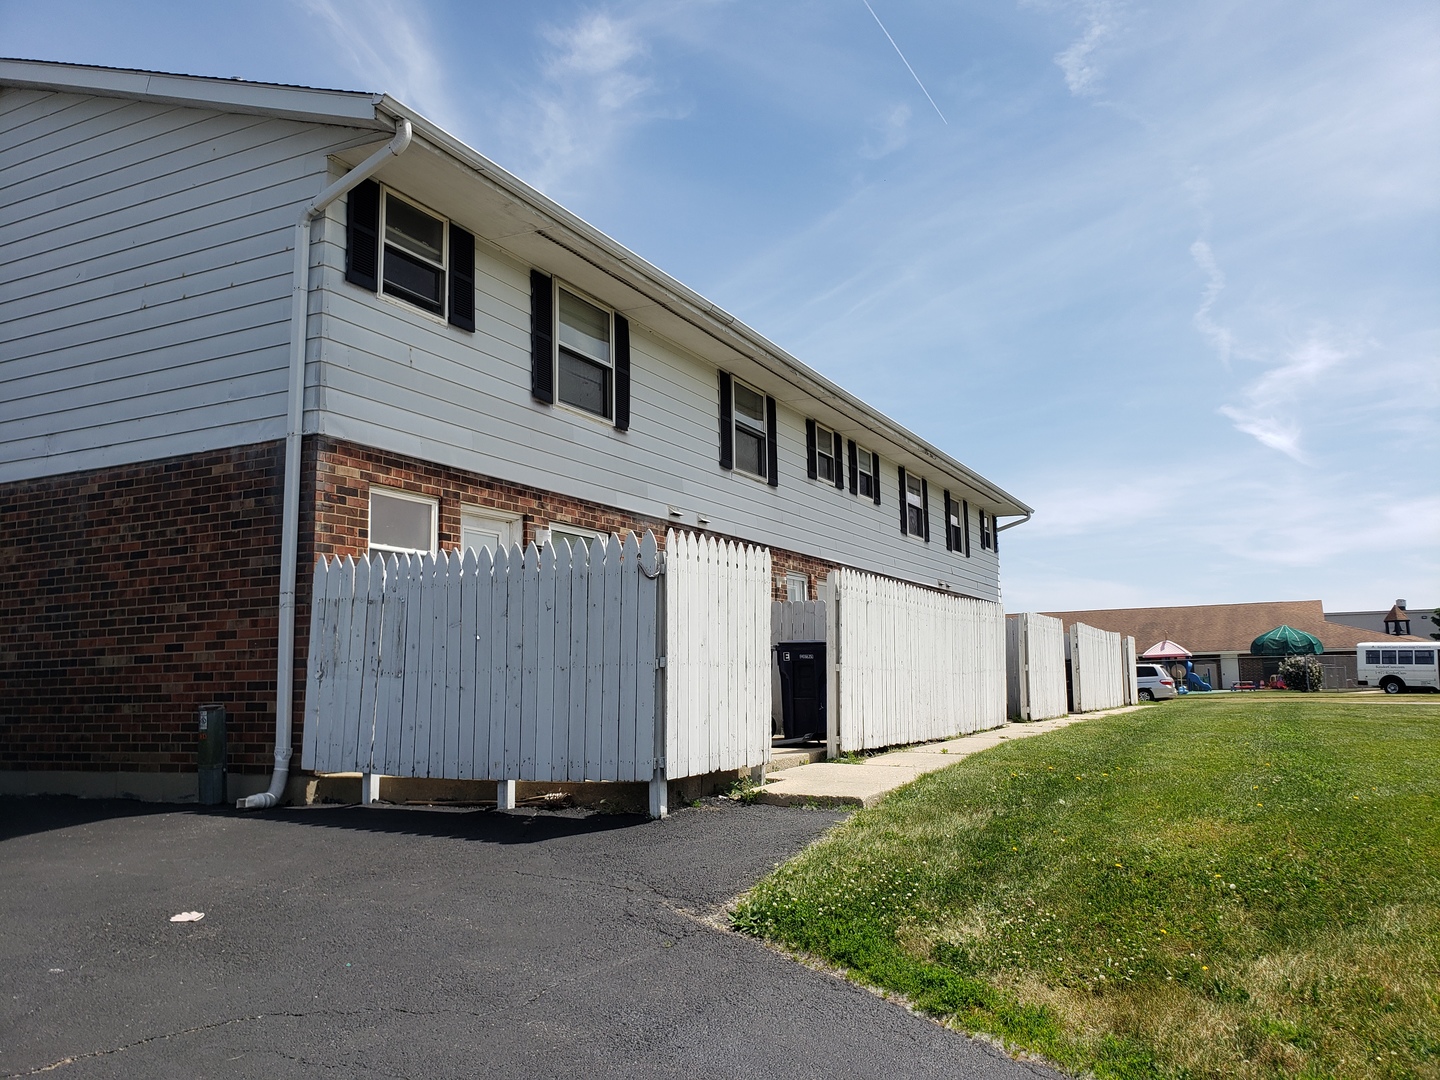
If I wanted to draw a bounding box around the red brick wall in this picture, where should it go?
[309,437,845,603]
[0,443,285,776]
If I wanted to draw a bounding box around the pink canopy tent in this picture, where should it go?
[1141,639,1192,660]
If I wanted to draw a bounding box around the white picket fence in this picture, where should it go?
[826,569,1006,754]
[664,531,772,779]
[300,530,771,816]
[1006,612,1068,721]
[1120,635,1139,705]
[1068,621,1127,712]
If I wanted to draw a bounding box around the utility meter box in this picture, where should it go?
[776,641,827,742]
[197,704,227,806]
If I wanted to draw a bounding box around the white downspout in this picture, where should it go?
[238,118,412,810]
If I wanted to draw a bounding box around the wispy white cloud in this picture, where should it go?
[1217,332,1359,462]
[513,8,671,196]
[1052,0,1122,96]
[1189,239,1232,365]
[859,103,912,159]
[302,0,456,130]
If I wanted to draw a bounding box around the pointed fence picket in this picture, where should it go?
[301,530,746,806]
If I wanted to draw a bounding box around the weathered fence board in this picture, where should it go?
[663,530,771,778]
[1006,612,1068,721]
[826,569,1006,754]
[1069,621,1126,713]
[301,529,756,808]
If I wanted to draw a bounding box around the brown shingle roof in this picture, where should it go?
[1037,599,1429,654]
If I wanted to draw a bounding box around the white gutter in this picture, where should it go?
[996,511,1032,533]
[238,117,412,810]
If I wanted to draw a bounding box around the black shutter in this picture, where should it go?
[833,431,844,489]
[921,478,930,542]
[847,441,858,495]
[765,395,778,487]
[872,453,882,505]
[805,419,818,479]
[943,490,953,551]
[613,314,631,430]
[346,179,380,291]
[530,270,554,404]
[962,499,971,556]
[718,372,733,470]
[447,224,475,332]
[897,465,908,535]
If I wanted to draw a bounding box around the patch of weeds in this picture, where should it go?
[724,776,764,804]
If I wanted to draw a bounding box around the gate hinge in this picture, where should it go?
[657,656,667,668]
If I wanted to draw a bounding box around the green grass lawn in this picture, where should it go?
[733,693,1440,1079]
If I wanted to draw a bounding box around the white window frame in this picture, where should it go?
[905,473,925,536]
[368,486,438,557]
[814,423,836,484]
[785,571,809,602]
[732,378,769,480]
[460,507,522,557]
[855,446,875,499]
[554,280,615,421]
[948,502,963,551]
[538,521,607,556]
[379,187,449,319]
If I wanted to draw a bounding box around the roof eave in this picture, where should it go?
[379,97,1033,517]
[0,58,390,129]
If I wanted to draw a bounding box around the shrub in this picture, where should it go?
[1279,654,1324,692]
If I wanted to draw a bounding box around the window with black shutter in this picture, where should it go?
[962,499,971,556]
[344,181,474,333]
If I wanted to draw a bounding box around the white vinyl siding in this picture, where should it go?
[309,221,1004,601]
[0,89,353,482]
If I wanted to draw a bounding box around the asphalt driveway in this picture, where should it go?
[0,795,1061,1079]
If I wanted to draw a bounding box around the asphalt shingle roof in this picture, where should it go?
[1037,599,1429,654]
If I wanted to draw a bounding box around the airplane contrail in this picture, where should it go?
[861,0,948,125]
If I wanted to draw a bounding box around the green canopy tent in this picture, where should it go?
[1250,626,1324,656]
[1250,625,1324,691]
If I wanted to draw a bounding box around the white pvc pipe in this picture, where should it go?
[238,118,412,810]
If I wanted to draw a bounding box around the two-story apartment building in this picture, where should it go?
[0,60,1030,802]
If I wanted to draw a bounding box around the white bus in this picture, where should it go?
[1356,642,1439,694]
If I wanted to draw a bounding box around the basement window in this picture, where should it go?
[369,487,437,556]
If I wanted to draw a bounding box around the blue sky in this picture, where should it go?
[5,0,1436,612]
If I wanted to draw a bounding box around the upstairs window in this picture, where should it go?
[806,421,844,488]
[346,180,474,331]
[383,192,445,313]
[731,379,770,479]
[717,372,777,485]
[369,487,437,556]
[897,466,928,539]
[528,271,630,430]
[906,473,926,536]
[557,287,613,419]
[815,424,836,483]
[943,491,969,555]
[849,443,878,502]
[980,508,993,550]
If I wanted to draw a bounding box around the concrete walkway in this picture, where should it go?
[756,705,1148,808]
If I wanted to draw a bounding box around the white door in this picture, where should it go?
[461,509,520,556]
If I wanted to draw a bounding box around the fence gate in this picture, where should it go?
[1006,612,1068,721]
[300,530,769,817]
[825,569,1006,755]
[1068,621,1127,712]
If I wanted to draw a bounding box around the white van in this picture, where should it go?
[1356,642,1439,693]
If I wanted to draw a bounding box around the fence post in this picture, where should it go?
[825,570,840,760]
[650,542,668,820]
